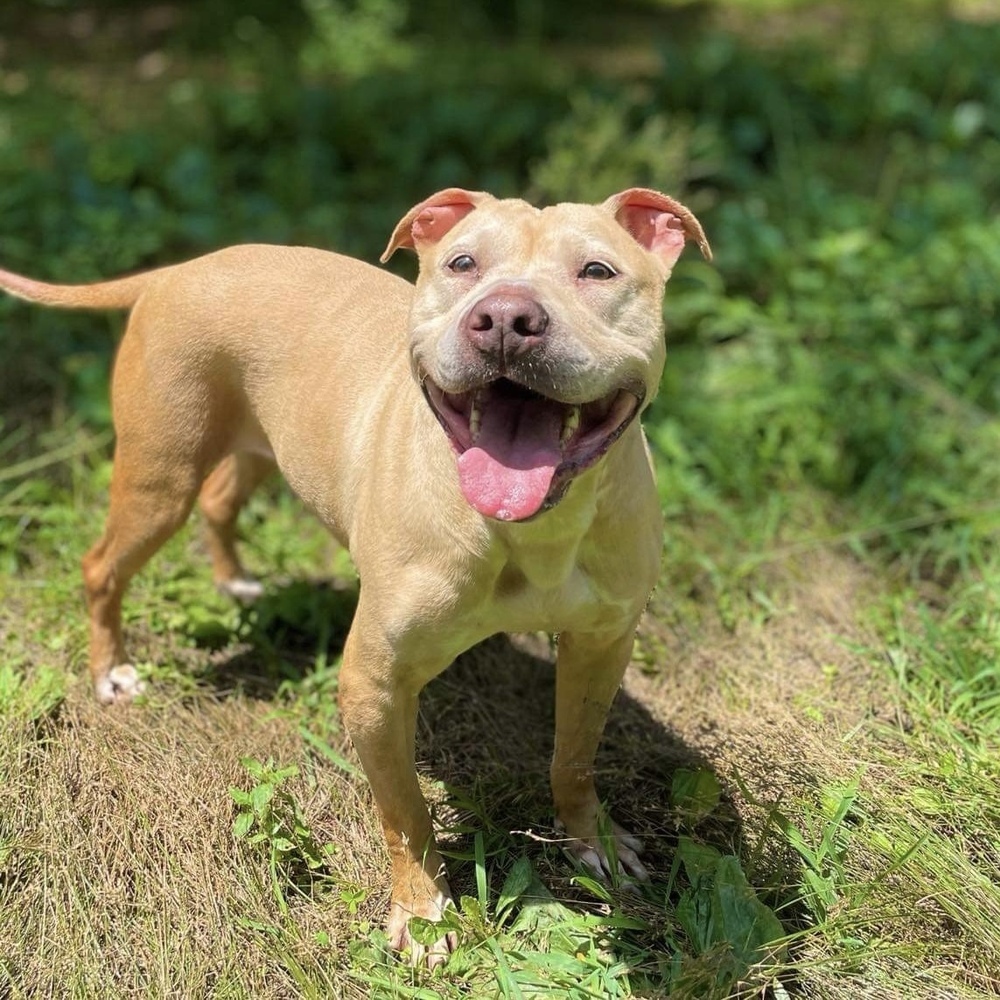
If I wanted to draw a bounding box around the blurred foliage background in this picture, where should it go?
[1,0,999,578]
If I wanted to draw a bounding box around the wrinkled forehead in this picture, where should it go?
[537,201,637,259]
[436,198,631,266]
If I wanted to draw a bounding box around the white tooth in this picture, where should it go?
[561,405,580,446]
[470,391,482,441]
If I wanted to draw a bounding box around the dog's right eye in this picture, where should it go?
[447,254,477,274]
[579,260,618,281]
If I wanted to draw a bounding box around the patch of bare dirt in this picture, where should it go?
[630,550,894,832]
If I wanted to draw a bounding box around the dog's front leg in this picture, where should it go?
[550,626,649,883]
[338,616,457,968]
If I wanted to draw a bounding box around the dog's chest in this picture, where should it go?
[482,539,638,636]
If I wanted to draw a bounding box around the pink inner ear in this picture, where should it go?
[620,205,687,269]
[412,202,477,245]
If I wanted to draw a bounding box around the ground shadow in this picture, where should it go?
[195,569,822,998]
[201,574,752,841]
[202,582,771,981]
[415,635,755,913]
[201,582,738,873]
[194,576,358,699]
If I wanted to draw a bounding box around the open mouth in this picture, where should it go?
[423,376,642,521]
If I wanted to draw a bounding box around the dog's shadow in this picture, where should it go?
[201,577,755,964]
[202,578,726,832]
[416,633,761,950]
[198,577,358,698]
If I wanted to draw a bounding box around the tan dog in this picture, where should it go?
[0,188,710,965]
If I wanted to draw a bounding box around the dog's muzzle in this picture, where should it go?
[423,376,642,521]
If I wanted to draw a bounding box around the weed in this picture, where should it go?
[774,782,858,927]
[0,660,64,721]
[672,837,786,994]
[230,756,332,914]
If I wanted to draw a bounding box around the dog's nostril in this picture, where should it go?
[512,306,548,338]
[471,311,494,332]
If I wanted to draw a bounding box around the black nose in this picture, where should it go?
[463,291,549,356]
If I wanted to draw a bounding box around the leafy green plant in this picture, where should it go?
[671,838,786,995]
[774,782,859,931]
[300,0,412,78]
[670,768,724,827]
[230,756,331,914]
[0,661,63,721]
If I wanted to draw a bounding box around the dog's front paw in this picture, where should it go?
[558,818,649,884]
[387,888,457,970]
[94,664,146,706]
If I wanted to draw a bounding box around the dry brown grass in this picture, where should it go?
[0,543,855,991]
[2,692,363,997]
[3,543,996,997]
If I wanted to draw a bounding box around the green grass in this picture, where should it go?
[3,0,1000,996]
[4,429,1000,997]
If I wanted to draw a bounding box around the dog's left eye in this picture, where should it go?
[579,261,617,281]
[448,254,477,274]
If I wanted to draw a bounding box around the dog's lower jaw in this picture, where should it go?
[421,376,643,523]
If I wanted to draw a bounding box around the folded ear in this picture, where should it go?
[380,188,492,263]
[602,188,712,272]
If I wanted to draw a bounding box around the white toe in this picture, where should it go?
[95,665,145,705]
[218,577,265,603]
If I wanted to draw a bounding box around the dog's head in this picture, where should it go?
[381,188,711,523]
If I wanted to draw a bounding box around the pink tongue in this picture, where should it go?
[456,395,563,521]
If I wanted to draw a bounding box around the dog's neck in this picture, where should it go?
[488,426,638,594]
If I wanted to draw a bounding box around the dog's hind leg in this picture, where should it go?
[82,453,203,705]
[198,451,276,603]
[81,324,222,705]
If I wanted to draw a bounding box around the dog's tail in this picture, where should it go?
[0,265,154,311]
